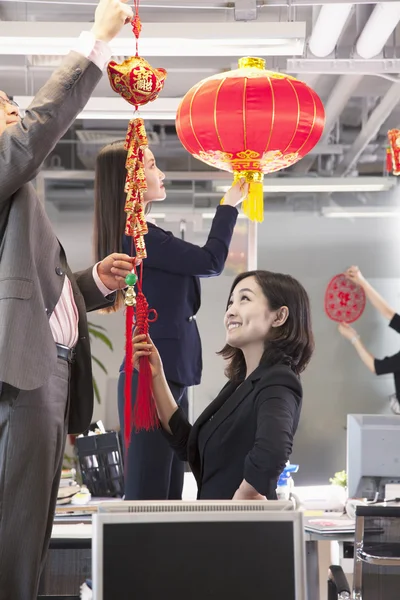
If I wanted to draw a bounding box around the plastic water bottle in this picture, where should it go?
[276,462,299,500]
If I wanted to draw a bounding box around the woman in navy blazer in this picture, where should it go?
[93,141,247,500]
[133,270,314,500]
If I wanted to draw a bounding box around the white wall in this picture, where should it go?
[51,205,400,485]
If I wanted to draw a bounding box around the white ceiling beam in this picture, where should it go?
[0,21,305,57]
[40,170,396,193]
[259,0,398,5]
[293,74,364,174]
[334,81,400,176]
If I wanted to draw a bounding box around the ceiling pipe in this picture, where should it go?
[356,2,400,59]
[308,3,353,58]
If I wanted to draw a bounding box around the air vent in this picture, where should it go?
[98,501,295,513]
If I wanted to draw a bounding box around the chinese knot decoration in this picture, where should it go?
[324,274,366,324]
[387,129,400,175]
[107,1,166,441]
[176,57,325,222]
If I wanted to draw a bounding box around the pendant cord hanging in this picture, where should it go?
[132,0,141,56]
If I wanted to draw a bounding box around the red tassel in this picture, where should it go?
[133,289,159,431]
[386,147,393,173]
[124,304,134,449]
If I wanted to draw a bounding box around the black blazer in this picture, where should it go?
[122,205,238,386]
[163,363,302,499]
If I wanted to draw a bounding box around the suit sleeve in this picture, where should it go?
[0,51,102,203]
[127,205,238,277]
[160,406,193,461]
[74,267,116,312]
[243,385,300,496]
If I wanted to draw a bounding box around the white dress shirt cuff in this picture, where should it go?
[92,263,114,296]
[73,31,112,72]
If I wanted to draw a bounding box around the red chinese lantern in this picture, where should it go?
[388,129,400,175]
[176,57,325,222]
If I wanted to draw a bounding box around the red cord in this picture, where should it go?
[133,263,159,431]
[124,304,134,450]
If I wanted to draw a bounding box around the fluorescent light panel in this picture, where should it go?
[0,22,305,57]
[215,177,396,193]
[13,96,181,121]
[322,206,400,218]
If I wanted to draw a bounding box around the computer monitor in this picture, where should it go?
[347,414,400,500]
[93,501,307,600]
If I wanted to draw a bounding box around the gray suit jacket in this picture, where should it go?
[0,51,115,433]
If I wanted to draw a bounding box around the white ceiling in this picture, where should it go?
[1,0,400,213]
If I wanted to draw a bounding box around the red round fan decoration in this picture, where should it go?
[324,274,366,323]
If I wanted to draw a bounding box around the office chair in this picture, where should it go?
[327,505,400,599]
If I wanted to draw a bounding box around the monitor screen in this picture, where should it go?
[93,508,306,600]
[347,414,400,499]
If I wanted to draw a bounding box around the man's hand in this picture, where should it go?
[97,253,140,290]
[91,0,133,44]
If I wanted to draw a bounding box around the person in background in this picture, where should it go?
[132,270,314,500]
[93,141,248,500]
[0,2,135,599]
[338,265,400,414]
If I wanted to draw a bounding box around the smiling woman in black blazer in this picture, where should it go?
[133,269,314,500]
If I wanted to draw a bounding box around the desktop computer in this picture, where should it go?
[92,501,307,600]
[347,414,400,500]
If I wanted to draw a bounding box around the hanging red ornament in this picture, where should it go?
[324,274,366,324]
[176,57,325,222]
[388,129,400,176]
[107,1,167,439]
[386,146,393,173]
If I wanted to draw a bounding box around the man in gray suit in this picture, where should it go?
[0,1,135,598]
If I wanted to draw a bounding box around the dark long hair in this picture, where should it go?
[93,141,127,312]
[218,270,314,380]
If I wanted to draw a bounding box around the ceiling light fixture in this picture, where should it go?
[13,96,181,120]
[215,177,396,194]
[322,206,400,218]
[0,21,305,57]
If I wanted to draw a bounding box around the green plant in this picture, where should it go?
[88,321,113,404]
[329,470,347,488]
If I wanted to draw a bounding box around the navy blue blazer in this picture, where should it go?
[122,205,238,386]
[162,363,303,499]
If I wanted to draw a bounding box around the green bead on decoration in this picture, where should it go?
[125,272,138,286]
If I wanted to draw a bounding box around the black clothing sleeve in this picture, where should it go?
[389,313,400,334]
[243,384,299,496]
[134,205,238,277]
[160,407,192,461]
[374,313,400,375]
